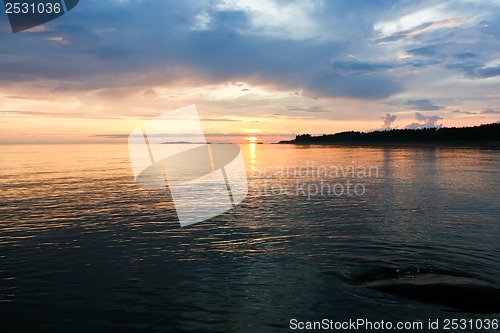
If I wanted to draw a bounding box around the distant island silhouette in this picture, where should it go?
[279,122,500,147]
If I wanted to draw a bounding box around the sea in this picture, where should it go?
[1,144,499,332]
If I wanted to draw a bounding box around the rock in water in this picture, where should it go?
[364,274,500,314]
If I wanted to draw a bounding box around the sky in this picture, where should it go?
[1,0,500,143]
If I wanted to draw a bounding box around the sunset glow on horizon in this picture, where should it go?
[247,136,258,143]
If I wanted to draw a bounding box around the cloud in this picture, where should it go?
[405,99,444,111]
[0,110,130,119]
[453,52,477,60]
[405,112,443,129]
[481,108,500,114]
[382,113,397,130]
[452,110,478,115]
[472,66,500,79]
[309,73,401,99]
[212,0,321,41]
[375,5,467,41]
[408,45,440,57]
[201,117,243,122]
[286,106,329,113]
[329,60,397,75]
[447,63,500,80]
[143,89,159,99]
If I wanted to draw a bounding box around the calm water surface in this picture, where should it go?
[0,144,499,332]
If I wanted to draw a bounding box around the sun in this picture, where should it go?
[247,136,258,143]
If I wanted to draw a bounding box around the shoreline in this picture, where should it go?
[277,141,500,148]
[278,123,500,148]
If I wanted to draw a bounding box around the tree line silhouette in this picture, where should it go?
[280,123,500,146]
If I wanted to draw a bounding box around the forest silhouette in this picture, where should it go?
[280,123,500,146]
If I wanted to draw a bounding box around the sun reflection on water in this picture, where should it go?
[249,143,256,172]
